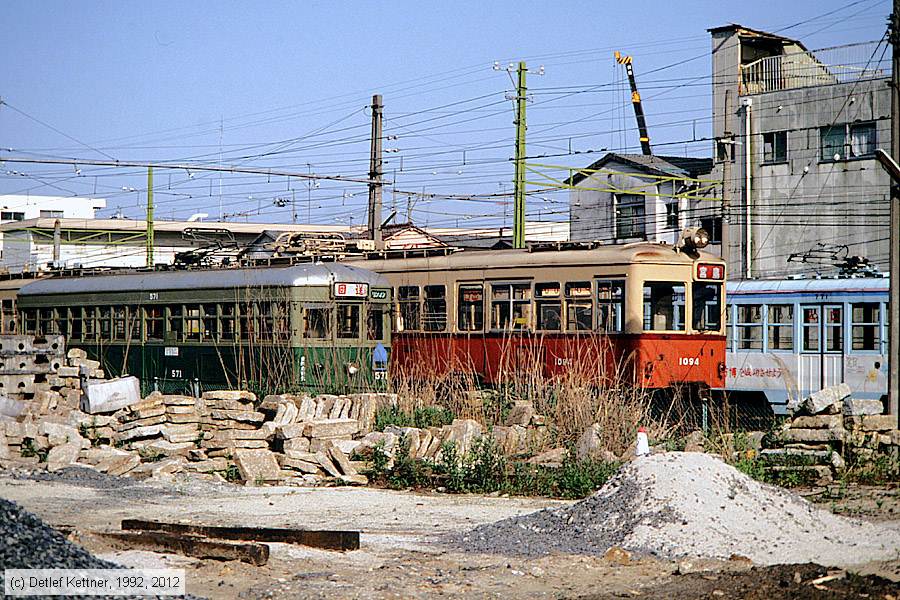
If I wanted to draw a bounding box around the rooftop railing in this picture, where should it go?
[740,40,889,95]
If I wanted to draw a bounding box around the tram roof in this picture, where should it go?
[727,277,889,295]
[348,242,720,272]
[18,263,389,296]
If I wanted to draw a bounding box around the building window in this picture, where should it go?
[664,200,679,229]
[762,131,787,163]
[39,210,64,218]
[851,303,879,351]
[643,282,684,332]
[0,212,25,221]
[821,122,876,161]
[699,216,722,243]
[736,305,762,350]
[767,304,793,351]
[615,194,645,239]
[457,285,484,332]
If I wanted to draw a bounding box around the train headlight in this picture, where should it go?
[346,363,360,377]
[679,227,710,255]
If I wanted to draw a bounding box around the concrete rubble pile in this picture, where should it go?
[761,383,899,484]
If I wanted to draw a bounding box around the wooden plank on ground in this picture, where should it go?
[120,519,360,551]
[99,531,269,566]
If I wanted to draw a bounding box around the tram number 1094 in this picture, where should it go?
[678,357,700,367]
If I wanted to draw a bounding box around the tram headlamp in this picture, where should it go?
[679,227,710,255]
[346,363,360,377]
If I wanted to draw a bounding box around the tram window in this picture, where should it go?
[70,307,82,340]
[57,308,69,337]
[367,305,387,340]
[851,303,880,351]
[457,285,484,332]
[23,308,37,334]
[566,282,593,331]
[272,301,290,339]
[98,306,111,338]
[825,306,843,352]
[40,308,55,334]
[802,307,820,352]
[168,305,183,340]
[83,307,96,339]
[423,285,447,332]
[597,280,625,332]
[145,306,164,341]
[643,282,684,332]
[691,283,721,331]
[238,303,253,338]
[397,286,420,332]
[735,305,762,350]
[112,307,127,340]
[185,305,201,341]
[337,303,360,339]
[257,301,275,341]
[200,304,218,340]
[491,282,531,330]
[535,283,561,331]
[220,304,236,340]
[767,304,794,351]
[304,306,331,339]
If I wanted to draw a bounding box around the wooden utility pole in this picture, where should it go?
[513,62,528,249]
[368,94,384,249]
[890,1,900,422]
[146,166,154,268]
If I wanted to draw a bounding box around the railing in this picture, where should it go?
[740,41,889,95]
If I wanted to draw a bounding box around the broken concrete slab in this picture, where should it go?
[780,428,846,443]
[505,401,534,427]
[314,450,341,477]
[329,445,356,476]
[304,418,360,439]
[202,390,256,403]
[208,409,266,424]
[45,441,81,471]
[81,376,141,414]
[801,383,850,415]
[843,398,885,416]
[790,414,843,430]
[527,447,568,467]
[279,456,320,474]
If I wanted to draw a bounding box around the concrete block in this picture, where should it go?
[329,445,356,476]
[304,418,360,439]
[106,454,140,476]
[443,419,482,456]
[314,449,341,477]
[182,458,228,473]
[162,424,200,444]
[801,383,850,415]
[279,456,320,474]
[66,348,87,360]
[115,424,165,442]
[0,397,26,419]
[202,390,256,403]
[780,428,846,443]
[296,396,316,421]
[338,474,368,485]
[70,357,101,370]
[843,398,885,416]
[209,409,265,424]
[575,423,604,462]
[283,437,311,453]
[527,447,568,467]
[46,441,81,471]
[56,366,80,378]
[328,397,345,420]
[276,423,306,439]
[505,401,534,426]
[39,422,81,447]
[859,415,897,432]
[234,448,281,483]
[81,376,141,414]
[791,414,843,430]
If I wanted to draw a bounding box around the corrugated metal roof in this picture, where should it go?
[18,263,389,296]
[565,153,714,186]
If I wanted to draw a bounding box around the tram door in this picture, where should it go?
[798,304,845,393]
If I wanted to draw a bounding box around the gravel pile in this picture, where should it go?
[451,452,900,566]
[0,497,120,589]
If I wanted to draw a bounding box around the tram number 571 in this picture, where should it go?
[678,357,700,367]
[170,369,183,378]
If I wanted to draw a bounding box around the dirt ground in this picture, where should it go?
[0,470,898,599]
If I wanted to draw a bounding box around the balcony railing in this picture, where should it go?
[740,40,889,95]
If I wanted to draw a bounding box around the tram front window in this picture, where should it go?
[643,282,685,331]
[337,304,360,339]
[691,282,722,331]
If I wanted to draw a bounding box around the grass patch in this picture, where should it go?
[374,405,455,431]
[365,435,619,499]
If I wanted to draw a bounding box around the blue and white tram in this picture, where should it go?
[724,277,889,415]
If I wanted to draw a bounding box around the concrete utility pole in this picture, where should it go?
[890,1,900,423]
[513,62,528,249]
[367,94,384,249]
[146,166,154,268]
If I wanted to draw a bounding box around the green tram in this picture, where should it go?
[16,263,391,395]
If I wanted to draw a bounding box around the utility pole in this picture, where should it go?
[146,166,154,268]
[890,1,900,423]
[513,62,527,249]
[368,94,384,249]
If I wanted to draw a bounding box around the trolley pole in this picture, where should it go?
[513,62,527,249]
[889,1,900,423]
[367,94,384,250]
[146,166,154,268]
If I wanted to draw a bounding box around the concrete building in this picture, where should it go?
[709,24,892,279]
[0,195,106,267]
[567,153,718,248]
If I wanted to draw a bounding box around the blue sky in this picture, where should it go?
[0,0,890,227]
